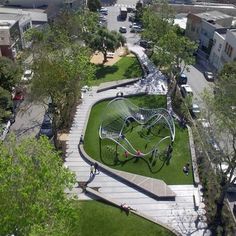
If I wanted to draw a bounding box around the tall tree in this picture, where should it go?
[142,0,175,44]
[0,87,13,123]
[87,0,101,12]
[200,62,236,235]
[154,30,197,77]
[0,56,21,91]
[0,136,79,236]
[88,28,126,63]
[31,44,95,135]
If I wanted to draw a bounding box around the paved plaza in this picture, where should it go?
[65,45,210,235]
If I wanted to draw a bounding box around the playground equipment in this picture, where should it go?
[99,98,175,158]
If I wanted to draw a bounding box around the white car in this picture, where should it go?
[22,69,34,82]
[180,84,193,98]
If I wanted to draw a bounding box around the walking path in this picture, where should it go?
[65,45,210,235]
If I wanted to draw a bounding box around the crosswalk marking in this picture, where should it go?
[114,4,135,8]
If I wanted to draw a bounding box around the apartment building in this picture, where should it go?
[0,13,32,59]
[210,28,236,71]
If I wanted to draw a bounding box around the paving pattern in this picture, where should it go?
[65,45,210,235]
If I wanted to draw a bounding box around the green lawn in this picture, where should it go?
[84,95,193,185]
[80,200,174,236]
[91,56,143,86]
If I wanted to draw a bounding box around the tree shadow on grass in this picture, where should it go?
[123,61,143,78]
[95,64,119,81]
[131,95,167,109]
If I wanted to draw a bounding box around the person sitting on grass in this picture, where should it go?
[183,163,190,176]
[120,203,136,215]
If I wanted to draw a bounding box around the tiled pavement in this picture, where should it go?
[65,46,210,235]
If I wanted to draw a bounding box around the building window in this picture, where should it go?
[225,42,233,57]
[218,43,222,52]
[0,37,4,40]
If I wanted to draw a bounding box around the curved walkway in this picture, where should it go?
[65,46,210,236]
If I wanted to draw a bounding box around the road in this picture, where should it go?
[10,97,46,139]
[184,63,214,107]
[106,2,140,45]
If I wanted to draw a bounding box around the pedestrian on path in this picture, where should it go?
[94,162,99,174]
[79,134,84,144]
[90,164,95,176]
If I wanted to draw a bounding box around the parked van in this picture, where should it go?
[180,84,193,98]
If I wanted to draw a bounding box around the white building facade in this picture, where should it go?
[210,29,236,71]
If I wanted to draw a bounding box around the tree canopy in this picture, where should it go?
[200,61,236,234]
[87,0,101,12]
[88,28,126,63]
[0,136,79,236]
[0,56,21,91]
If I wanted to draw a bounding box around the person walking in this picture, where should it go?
[90,164,95,176]
[94,162,99,174]
[124,151,128,158]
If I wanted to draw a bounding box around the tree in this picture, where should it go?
[31,44,95,129]
[88,28,126,63]
[200,62,236,235]
[0,87,13,122]
[152,29,197,99]
[0,136,80,236]
[142,0,175,44]
[0,56,21,92]
[87,0,101,12]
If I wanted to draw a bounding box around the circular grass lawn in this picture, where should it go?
[84,95,193,185]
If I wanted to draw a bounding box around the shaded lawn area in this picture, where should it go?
[92,56,142,86]
[84,95,193,185]
[80,200,175,236]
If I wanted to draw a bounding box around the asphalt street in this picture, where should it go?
[10,98,47,139]
[106,5,140,45]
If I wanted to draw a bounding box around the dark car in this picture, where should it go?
[139,40,153,49]
[119,26,127,33]
[204,71,214,81]
[177,73,188,85]
[39,113,53,138]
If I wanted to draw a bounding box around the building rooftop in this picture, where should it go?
[0,7,47,23]
[196,11,232,21]
[0,14,20,28]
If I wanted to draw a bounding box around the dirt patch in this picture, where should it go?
[90,47,132,66]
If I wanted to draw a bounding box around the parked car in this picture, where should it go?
[39,113,53,139]
[119,26,127,33]
[99,15,107,22]
[177,73,188,85]
[127,6,135,13]
[139,40,153,49]
[180,84,193,98]
[99,7,108,15]
[128,15,135,22]
[130,25,142,33]
[204,71,214,81]
[21,69,34,82]
[190,103,201,118]
[198,118,221,153]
